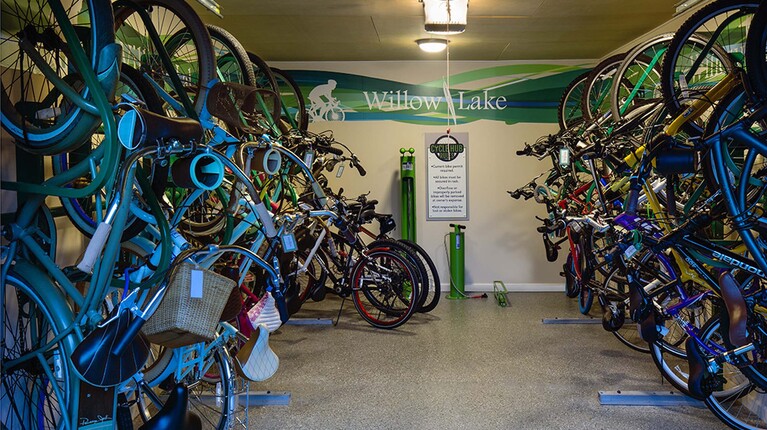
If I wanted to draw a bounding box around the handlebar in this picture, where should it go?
[567,213,611,233]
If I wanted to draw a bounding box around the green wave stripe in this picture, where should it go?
[288,64,590,125]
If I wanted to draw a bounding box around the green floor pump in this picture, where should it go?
[400,147,416,241]
[447,223,467,300]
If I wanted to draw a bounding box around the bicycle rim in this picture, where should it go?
[2,270,75,429]
[0,0,117,154]
[351,248,419,329]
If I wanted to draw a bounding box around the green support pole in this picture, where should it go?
[399,147,416,241]
[447,223,466,300]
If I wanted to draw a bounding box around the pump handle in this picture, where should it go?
[449,224,466,230]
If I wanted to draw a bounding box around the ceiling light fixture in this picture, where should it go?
[421,0,468,35]
[416,38,449,53]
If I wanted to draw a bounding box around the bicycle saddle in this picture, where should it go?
[118,105,203,150]
[70,309,150,387]
[138,383,202,430]
[234,324,279,382]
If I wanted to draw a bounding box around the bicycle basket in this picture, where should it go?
[142,263,236,348]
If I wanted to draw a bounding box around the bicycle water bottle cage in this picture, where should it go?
[118,105,203,150]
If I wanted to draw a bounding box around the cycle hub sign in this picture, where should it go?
[426,133,468,221]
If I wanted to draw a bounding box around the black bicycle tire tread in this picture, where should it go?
[272,67,309,132]
[557,71,591,131]
[351,248,419,329]
[400,239,441,313]
[206,24,257,87]
[246,51,283,123]
[581,53,629,123]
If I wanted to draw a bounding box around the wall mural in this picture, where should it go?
[285,64,590,125]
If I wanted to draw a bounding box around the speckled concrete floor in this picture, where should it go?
[236,292,725,430]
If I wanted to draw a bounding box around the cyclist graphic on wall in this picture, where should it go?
[308,79,345,122]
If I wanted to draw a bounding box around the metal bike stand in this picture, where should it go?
[598,390,704,408]
[541,317,602,324]
[238,390,292,407]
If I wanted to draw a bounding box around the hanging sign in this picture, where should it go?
[426,132,468,220]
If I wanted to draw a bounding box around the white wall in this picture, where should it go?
[306,118,565,291]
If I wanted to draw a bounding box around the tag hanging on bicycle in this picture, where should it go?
[281,233,297,253]
[336,162,345,178]
[558,147,570,168]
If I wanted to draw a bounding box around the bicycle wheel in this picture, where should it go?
[283,237,328,316]
[368,239,429,311]
[745,1,767,104]
[55,63,166,240]
[0,0,118,154]
[608,34,670,124]
[697,316,766,430]
[581,53,628,123]
[576,232,594,314]
[2,268,76,430]
[206,25,255,87]
[660,0,754,135]
[351,247,419,329]
[400,239,441,313]
[272,67,309,132]
[564,252,579,298]
[557,71,590,131]
[113,0,215,117]
[131,345,235,430]
[246,52,283,126]
[601,265,649,353]
[648,291,717,396]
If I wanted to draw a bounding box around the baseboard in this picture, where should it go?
[441,283,564,293]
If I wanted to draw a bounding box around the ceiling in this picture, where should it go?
[190,0,677,62]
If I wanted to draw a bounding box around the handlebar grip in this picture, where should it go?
[515,149,528,156]
[355,162,367,176]
[320,145,344,156]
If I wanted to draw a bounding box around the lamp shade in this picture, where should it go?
[416,38,448,53]
[422,0,468,35]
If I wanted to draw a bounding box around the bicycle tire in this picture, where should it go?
[577,279,594,315]
[246,52,283,127]
[564,253,579,298]
[272,67,309,132]
[206,24,256,87]
[745,0,767,104]
[557,71,591,131]
[400,239,441,313]
[0,0,118,155]
[601,266,650,353]
[368,239,429,311]
[132,345,235,430]
[608,34,671,125]
[697,316,765,430]
[55,63,166,240]
[581,53,628,123]
[660,0,754,135]
[351,247,419,329]
[2,268,77,430]
[113,0,216,117]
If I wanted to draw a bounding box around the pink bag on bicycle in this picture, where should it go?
[247,291,282,333]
